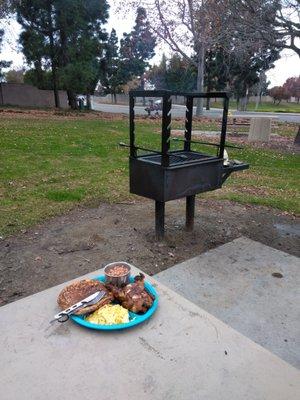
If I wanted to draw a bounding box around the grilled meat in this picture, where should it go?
[106,273,154,314]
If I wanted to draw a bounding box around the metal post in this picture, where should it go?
[184,96,193,151]
[155,201,165,240]
[129,95,136,157]
[186,195,195,231]
[161,94,172,167]
[0,83,4,105]
[219,96,229,159]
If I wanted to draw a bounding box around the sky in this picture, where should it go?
[1,1,299,87]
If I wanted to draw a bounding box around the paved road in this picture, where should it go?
[92,101,300,123]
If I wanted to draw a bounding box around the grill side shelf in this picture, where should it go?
[223,161,249,172]
[222,161,249,183]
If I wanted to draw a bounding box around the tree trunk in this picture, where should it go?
[255,72,263,110]
[195,45,205,116]
[52,65,60,108]
[255,95,259,111]
[86,93,91,110]
[238,86,249,111]
[239,96,248,111]
[113,92,117,104]
[206,79,212,110]
[67,90,77,109]
[206,97,210,110]
[141,76,146,106]
[34,61,44,88]
[255,89,261,111]
[294,126,300,145]
[46,3,60,108]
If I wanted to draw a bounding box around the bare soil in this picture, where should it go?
[0,107,126,121]
[0,199,299,306]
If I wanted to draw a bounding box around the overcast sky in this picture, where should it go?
[1,1,299,87]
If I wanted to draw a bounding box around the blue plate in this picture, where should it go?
[71,275,158,330]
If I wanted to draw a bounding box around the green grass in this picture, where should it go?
[0,115,299,237]
[209,100,300,113]
[45,188,86,201]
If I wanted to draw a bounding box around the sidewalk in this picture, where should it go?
[155,237,300,368]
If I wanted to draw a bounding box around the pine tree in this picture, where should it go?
[0,29,11,81]
[101,29,124,103]
[165,54,196,92]
[229,46,280,110]
[55,0,109,109]
[119,7,156,87]
[17,0,109,109]
[148,54,167,89]
[149,53,196,92]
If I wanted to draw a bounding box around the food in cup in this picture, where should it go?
[104,262,131,287]
[107,264,129,277]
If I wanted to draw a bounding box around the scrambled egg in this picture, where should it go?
[86,304,129,325]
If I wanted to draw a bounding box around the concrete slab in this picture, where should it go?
[1,266,299,400]
[155,237,300,368]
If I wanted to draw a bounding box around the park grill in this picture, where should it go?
[121,90,249,239]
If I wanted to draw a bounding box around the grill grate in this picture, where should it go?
[139,151,216,166]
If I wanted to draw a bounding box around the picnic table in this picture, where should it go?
[0,265,299,400]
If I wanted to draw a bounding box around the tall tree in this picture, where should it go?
[0,29,11,81]
[0,0,17,17]
[228,44,280,110]
[17,0,109,109]
[283,76,300,102]
[165,54,196,92]
[101,29,124,103]
[23,68,54,89]
[269,85,290,103]
[119,7,156,90]
[55,0,109,109]
[149,53,197,92]
[100,7,156,105]
[228,0,300,57]
[204,47,229,109]
[5,68,24,83]
[99,8,155,103]
[251,71,269,110]
[148,53,167,89]
[17,0,62,107]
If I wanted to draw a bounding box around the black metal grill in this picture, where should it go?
[123,90,249,239]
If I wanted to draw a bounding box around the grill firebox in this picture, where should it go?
[123,90,249,239]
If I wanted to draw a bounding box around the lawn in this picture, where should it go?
[0,113,299,237]
[208,100,300,113]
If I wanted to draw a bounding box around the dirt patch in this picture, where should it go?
[191,132,298,153]
[0,107,127,121]
[225,133,299,153]
[0,198,299,306]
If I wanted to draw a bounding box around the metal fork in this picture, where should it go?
[50,290,107,323]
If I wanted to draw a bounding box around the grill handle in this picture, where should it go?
[119,142,161,155]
